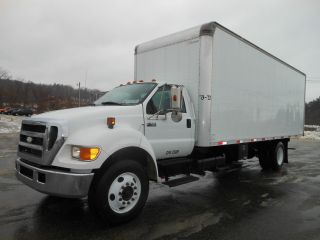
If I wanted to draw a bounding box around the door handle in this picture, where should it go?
[187,119,191,128]
[147,122,156,127]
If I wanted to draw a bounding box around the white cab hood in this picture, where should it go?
[30,105,144,137]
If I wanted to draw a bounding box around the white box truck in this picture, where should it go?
[16,22,306,224]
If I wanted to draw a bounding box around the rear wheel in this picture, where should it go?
[258,141,285,171]
[270,142,285,170]
[259,148,271,170]
[88,160,149,224]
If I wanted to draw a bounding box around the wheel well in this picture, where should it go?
[97,147,158,181]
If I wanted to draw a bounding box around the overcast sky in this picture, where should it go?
[0,0,319,102]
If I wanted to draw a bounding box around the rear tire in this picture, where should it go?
[88,160,149,225]
[259,141,285,171]
[259,148,271,170]
[270,142,285,170]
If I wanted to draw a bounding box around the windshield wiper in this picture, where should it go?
[101,101,123,106]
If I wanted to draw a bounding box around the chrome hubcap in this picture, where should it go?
[108,172,141,214]
[276,146,284,166]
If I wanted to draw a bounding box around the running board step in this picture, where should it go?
[157,158,192,167]
[163,175,199,187]
[212,162,243,172]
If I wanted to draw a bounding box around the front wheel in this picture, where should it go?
[88,160,149,224]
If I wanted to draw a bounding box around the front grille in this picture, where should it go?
[48,126,58,150]
[21,123,46,133]
[20,134,44,146]
[18,120,63,166]
[19,145,43,157]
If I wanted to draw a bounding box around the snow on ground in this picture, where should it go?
[301,131,320,141]
[304,125,320,132]
[0,115,23,133]
[301,125,320,140]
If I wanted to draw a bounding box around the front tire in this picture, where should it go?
[88,160,149,224]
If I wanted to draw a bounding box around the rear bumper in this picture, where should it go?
[15,158,94,198]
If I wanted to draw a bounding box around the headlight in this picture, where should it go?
[71,146,100,161]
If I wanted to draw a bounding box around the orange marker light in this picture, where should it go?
[107,117,116,129]
[173,95,177,101]
[79,147,100,161]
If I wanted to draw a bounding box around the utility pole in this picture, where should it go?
[85,70,87,103]
[78,82,81,107]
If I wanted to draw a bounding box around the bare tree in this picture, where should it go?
[0,67,11,80]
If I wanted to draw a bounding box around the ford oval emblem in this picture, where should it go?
[26,136,33,143]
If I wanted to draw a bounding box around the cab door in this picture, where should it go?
[143,85,195,159]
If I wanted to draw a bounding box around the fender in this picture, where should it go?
[139,133,159,181]
[52,125,159,181]
[100,129,159,181]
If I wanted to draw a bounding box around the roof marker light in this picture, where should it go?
[173,95,177,102]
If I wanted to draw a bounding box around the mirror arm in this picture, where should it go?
[147,109,169,120]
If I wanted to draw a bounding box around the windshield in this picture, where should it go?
[94,83,157,106]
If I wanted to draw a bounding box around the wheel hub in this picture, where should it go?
[108,172,141,214]
[121,186,134,201]
[277,146,284,165]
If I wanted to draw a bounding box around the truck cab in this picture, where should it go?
[16,81,198,223]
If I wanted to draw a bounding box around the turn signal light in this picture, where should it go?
[80,147,100,161]
[72,146,100,161]
[107,117,116,129]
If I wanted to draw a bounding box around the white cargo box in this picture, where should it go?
[135,22,306,147]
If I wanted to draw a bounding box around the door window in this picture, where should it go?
[146,85,186,114]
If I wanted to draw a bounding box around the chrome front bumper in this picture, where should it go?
[16,158,94,198]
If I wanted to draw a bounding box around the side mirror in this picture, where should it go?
[170,85,183,122]
[170,85,182,110]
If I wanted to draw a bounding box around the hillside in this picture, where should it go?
[305,97,320,125]
[0,78,102,113]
